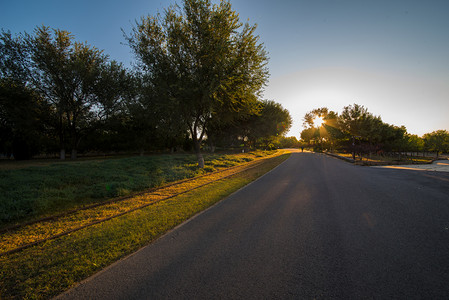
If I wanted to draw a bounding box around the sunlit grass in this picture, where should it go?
[0,151,276,228]
[329,151,434,165]
[0,153,290,300]
[0,154,277,254]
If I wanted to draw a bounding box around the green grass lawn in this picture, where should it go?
[0,152,290,300]
[0,151,274,228]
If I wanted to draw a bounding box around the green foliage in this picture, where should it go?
[0,30,31,83]
[127,0,269,166]
[0,3,288,160]
[229,99,292,149]
[423,130,449,156]
[0,79,48,159]
[30,26,113,158]
[338,103,369,137]
[299,103,448,157]
[275,136,300,148]
[406,134,425,153]
[1,26,136,159]
[0,31,43,159]
[300,107,340,151]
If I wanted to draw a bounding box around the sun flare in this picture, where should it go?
[313,116,325,127]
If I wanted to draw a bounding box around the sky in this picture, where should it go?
[1,0,448,138]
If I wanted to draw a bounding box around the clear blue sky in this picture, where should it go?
[2,0,448,137]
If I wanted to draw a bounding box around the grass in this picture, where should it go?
[0,151,275,228]
[0,152,290,300]
[326,151,435,165]
[0,153,279,255]
[354,154,434,165]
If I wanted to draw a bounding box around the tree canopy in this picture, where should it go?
[0,0,292,163]
[423,130,449,158]
[126,0,269,167]
[4,1,446,162]
[299,104,448,159]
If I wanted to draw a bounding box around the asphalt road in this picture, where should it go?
[57,152,449,299]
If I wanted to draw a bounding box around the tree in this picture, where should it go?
[302,107,340,151]
[125,75,184,154]
[94,61,131,122]
[241,100,292,149]
[300,103,413,158]
[423,130,449,158]
[338,104,376,158]
[300,127,316,146]
[127,0,269,167]
[405,133,425,156]
[81,61,138,153]
[338,104,369,138]
[0,30,31,84]
[0,79,49,159]
[29,26,108,159]
[0,30,50,159]
[382,125,407,157]
[276,136,300,149]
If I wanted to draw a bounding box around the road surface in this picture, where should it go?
[57,152,449,299]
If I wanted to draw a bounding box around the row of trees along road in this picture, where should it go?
[0,0,292,167]
[301,104,449,159]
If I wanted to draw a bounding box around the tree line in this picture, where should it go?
[0,0,292,166]
[301,104,449,159]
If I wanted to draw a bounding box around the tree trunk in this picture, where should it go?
[59,137,66,160]
[59,115,66,160]
[351,136,356,160]
[190,120,206,168]
[70,137,79,159]
[196,151,205,168]
[68,113,79,159]
[193,138,204,168]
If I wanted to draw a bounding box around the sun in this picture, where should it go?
[313,116,325,127]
